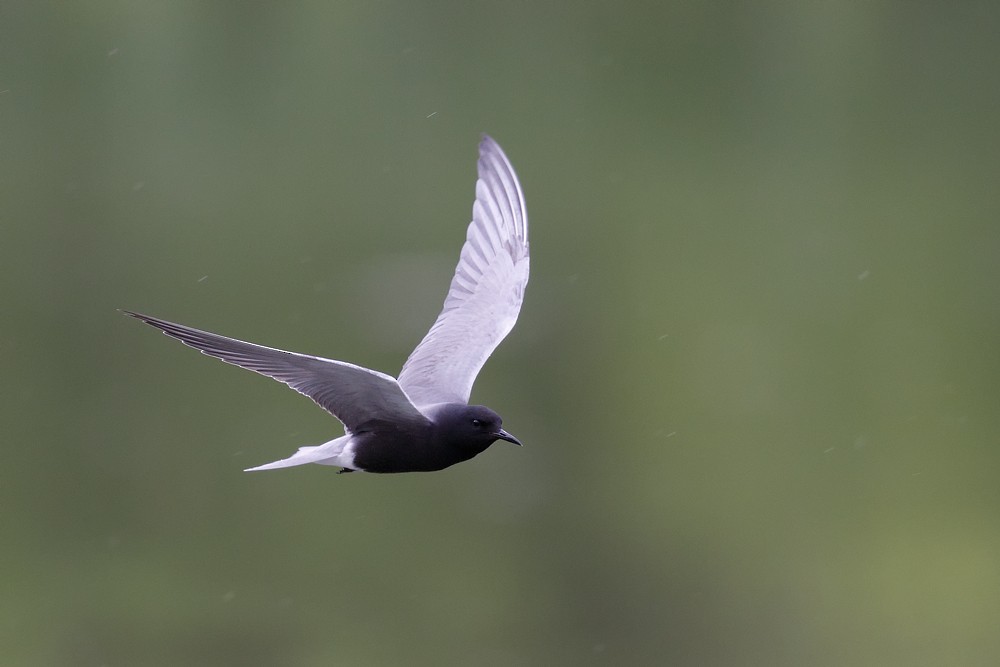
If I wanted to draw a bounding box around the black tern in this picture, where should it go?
[124,135,529,474]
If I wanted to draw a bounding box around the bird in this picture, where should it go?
[123,135,529,474]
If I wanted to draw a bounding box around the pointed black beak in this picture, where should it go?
[495,428,523,446]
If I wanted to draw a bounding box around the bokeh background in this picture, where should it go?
[3,2,999,665]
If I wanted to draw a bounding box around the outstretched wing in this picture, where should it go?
[123,311,429,432]
[397,135,529,406]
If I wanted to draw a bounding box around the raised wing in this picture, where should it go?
[123,311,429,432]
[397,135,529,406]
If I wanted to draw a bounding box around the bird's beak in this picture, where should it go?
[495,428,523,446]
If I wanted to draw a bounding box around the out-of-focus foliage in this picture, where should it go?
[3,2,998,665]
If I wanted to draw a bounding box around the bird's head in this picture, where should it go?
[434,404,523,451]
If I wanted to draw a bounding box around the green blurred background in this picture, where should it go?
[3,2,999,665]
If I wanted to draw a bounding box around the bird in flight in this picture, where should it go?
[124,135,529,474]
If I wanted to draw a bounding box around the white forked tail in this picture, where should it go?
[244,435,355,472]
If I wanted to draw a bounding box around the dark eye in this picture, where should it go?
[471,419,483,428]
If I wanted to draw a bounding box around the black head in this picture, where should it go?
[433,404,523,451]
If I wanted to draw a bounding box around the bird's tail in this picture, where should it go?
[244,436,352,472]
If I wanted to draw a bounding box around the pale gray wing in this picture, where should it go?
[123,311,429,431]
[397,135,529,406]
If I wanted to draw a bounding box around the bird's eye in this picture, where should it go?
[471,419,483,428]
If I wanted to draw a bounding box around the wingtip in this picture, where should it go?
[479,133,501,154]
[478,134,518,171]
